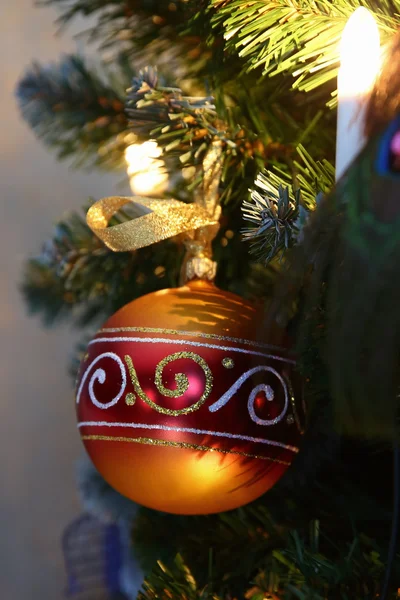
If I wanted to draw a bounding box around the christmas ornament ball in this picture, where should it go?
[76,280,302,515]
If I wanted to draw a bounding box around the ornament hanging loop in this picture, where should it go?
[180,139,223,284]
[86,140,223,282]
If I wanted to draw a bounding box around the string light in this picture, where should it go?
[125,141,168,196]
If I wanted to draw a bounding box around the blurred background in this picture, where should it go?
[0,2,129,597]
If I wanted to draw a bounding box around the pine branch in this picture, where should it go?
[134,502,286,599]
[139,555,217,600]
[21,208,183,326]
[21,199,276,327]
[137,539,398,600]
[265,145,335,210]
[16,54,134,169]
[41,0,210,81]
[43,0,186,20]
[134,492,400,600]
[242,145,335,264]
[260,531,393,599]
[211,0,399,97]
[126,67,238,151]
[41,0,189,46]
[242,175,300,263]
[133,440,400,596]
[292,145,335,205]
[126,67,303,206]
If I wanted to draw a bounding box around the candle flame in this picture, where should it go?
[339,7,381,97]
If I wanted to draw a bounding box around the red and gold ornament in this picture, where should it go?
[76,279,302,514]
[76,146,303,514]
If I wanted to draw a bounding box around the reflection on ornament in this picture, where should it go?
[125,141,168,195]
[76,280,304,515]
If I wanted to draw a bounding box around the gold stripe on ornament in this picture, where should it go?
[78,420,300,453]
[99,326,291,353]
[124,351,213,416]
[81,434,291,465]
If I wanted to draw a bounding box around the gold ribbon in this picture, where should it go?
[86,195,219,252]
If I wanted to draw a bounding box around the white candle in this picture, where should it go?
[336,7,380,181]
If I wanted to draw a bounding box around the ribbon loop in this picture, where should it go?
[86,196,219,252]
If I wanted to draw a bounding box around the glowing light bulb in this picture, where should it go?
[336,7,381,181]
[125,141,168,195]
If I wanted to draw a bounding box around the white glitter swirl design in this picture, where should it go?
[208,366,289,426]
[76,352,127,409]
[77,421,299,453]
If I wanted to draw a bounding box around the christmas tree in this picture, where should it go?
[17,1,400,598]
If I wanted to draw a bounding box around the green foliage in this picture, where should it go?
[16,54,134,169]
[17,0,340,187]
[43,0,188,29]
[133,500,284,597]
[22,201,276,329]
[242,145,335,263]
[292,146,335,206]
[21,208,184,326]
[134,488,400,600]
[138,555,216,600]
[41,0,211,83]
[126,67,266,206]
[242,174,300,263]
[126,67,335,210]
[41,0,189,49]
[211,0,398,98]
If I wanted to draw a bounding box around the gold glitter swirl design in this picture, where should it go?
[124,351,213,416]
[222,357,235,369]
[81,434,291,465]
[125,393,136,406]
